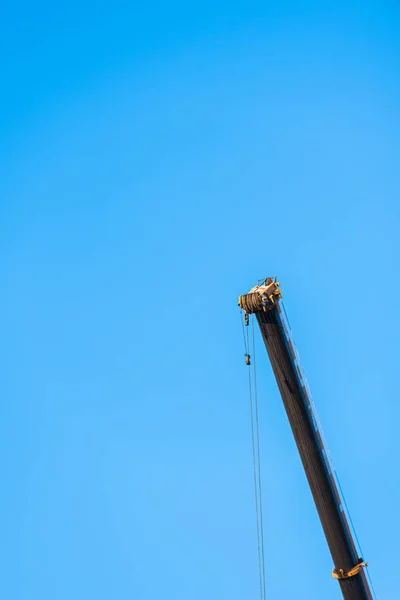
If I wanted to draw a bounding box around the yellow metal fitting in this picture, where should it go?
[238,277,282,314]
[332,561,368,580]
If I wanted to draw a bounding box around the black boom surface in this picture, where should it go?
[256,307,372,600]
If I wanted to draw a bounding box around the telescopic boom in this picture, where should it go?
[239,278,372,600]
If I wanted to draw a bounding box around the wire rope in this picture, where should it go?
[240,308,267,600]
[252,315,267,600]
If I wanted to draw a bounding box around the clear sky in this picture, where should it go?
[2,2,399,599]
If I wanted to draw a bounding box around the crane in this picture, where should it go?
[239,277,373,600]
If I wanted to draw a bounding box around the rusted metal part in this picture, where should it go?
[238,277,282,314]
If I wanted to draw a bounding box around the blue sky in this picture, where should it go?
[2,2,399,599]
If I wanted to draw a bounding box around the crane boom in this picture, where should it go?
[239,278,373,600]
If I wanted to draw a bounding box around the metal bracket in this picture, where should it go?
[332,560,368,580]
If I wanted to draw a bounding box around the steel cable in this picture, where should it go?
[252,315,267,600]
[240,309,267,600]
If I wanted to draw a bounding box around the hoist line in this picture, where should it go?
[252,315,267,600]
[240,308,266,600]
[248,363,265,600]
[240,310,248,354]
